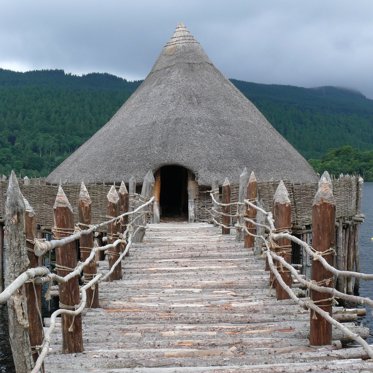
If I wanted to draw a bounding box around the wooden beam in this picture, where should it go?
[24,197,44,367]
[0,221,4,293]
[236,168,248,241]
[119,181,129,232]
[272,181,292,300]
[133,171,154,242]
[310,177,335,346]
[107,185,121,281]
[244,171,257,249]
[54,185,83,353]
[187,172,197,223]
[4,171,34,372]
[78,182,99,308]
[153,171,161,223]
[221,178,231,235]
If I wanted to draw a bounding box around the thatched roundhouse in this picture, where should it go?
[47,23,317,219]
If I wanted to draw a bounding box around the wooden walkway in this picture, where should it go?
[45,223,373,372]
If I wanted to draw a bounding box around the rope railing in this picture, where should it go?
[1,173,154,373]
[33,196,154,256]
[0,197,154,304]
[31,227,140,373]
[209,176,373,358]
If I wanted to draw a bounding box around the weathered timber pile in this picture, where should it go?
[45,223,372,372]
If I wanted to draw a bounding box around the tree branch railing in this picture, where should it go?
[1,171,155,373]
[209,172,373,358]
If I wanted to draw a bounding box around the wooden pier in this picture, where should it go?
[45,223,373,372]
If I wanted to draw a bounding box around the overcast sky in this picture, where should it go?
[1,0,373,98]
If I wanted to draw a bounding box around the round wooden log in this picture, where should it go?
[4,171,34,372]
[244,171,257,249]
[221,178,231,235]
[24,197,44,366]
[310,179,336,346]
[107,185,122,281]
[0,221,4,293]
[272,181,292,300]
[78,182,99,308]
[236,168,248,241]
[119,181,129,232]
[153,172,161,223]
[119,181,129,257]
[187,172,197,223]
[211,180,219,226]
[54,185,83,354]
[128,176,136,213]
[133,171,154,243]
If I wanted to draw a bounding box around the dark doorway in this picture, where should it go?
[160,165,188,219]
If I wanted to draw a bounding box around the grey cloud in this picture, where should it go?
[0,0,372,97]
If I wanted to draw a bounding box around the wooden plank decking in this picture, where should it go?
[45,223,373,372]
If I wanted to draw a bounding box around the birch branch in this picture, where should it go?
[0,267,50,304]
[270,249,373,308]
[31,274,102,373]
[265,242,373,359]
[272,232,373,280]
[34,196,154,256]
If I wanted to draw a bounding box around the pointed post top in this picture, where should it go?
[54,185,73,211]
[79,181,91,204]
[313,178,335,206]
[223,177,230,187]
[107,185,119,204]
[23,196,35,215]
[6,171,25,216]
[274,180,290,204]
[145,170,155,183]
[119,181,128,195]
[240,167,248,178]
[319,171,332,186]
[128,176,136,195]
[249,171,257,183]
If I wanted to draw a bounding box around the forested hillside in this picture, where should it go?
[0,69,372,179]
[0,69,140,176]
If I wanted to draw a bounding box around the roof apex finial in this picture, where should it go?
[166,22,198,47]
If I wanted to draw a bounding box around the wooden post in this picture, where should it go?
[222,178,231,235]
[273,181,292,300]
[309,177,335,346]
[54,185,83,353]
[4,171,34,372]
[23,197,44,367]
[236,168,249,241]
[78,182,99,308]
[336,218,345,293]
[107,185,122,281]
[153,171,161,223]
[244,171,257,249]
[211,180,219,226]
[0,221,4,293]
[128,175,136,213]
[133,171,154,243]
[119,181,129,232]
[187,172,197,223]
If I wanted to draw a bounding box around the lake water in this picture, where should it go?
[0,182,373,370]
[358,182,373,340]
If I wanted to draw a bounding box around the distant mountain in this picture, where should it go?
[231,79,373,159]
[0,69,372,178]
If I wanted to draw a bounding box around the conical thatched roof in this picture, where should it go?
[47,23,317,185]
